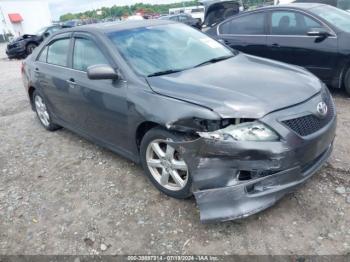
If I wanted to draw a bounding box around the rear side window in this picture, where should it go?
[220,13,266,35]
[47,38,70,66]
[73,38,109,71]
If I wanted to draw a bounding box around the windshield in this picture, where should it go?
[107,23,233,76]
[310,5,350,32]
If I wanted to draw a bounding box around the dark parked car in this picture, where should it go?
[207,3,350,95]
[159,14,201,29]
[22,20,336,223]
[200,0,242,28]
[291,0,350,11]
[6,25,68,59]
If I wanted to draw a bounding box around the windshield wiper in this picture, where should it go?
[147,69,184,77]
[194,55,234,68]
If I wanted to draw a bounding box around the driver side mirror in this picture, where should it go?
[43,32,50,38]
[87,64,120,80]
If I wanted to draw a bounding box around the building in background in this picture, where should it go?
[0,0,52,42]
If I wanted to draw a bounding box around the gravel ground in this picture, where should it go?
[0,43,349,255]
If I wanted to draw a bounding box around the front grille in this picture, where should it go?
[8,43,19,49]
[282,91,335,137]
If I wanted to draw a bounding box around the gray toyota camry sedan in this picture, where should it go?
[22,20,336,223]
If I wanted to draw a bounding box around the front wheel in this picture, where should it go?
[140,128,192,199]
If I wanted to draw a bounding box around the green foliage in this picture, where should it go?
[59,1,200,21]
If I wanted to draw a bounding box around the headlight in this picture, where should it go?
[198,121,279,142]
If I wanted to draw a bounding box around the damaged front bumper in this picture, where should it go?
[192,142,333,223]
[170,92,337,223]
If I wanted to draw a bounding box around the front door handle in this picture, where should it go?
[34,68,40,77]
[219,38,230,45]
[66,78,76,88]
[271,43,280,48]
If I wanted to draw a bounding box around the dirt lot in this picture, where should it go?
[0,43,349,255]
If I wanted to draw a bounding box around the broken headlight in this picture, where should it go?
[197,121,279,141]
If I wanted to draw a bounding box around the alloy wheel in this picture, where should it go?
[34,95,50,127]
[146,139,188,191]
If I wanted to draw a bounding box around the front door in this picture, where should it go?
[34,35,77,124]
[66,34,130,151]
[266,10,338,82]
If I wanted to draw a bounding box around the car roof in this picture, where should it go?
[256,3,327,11]
[61,19,175,34]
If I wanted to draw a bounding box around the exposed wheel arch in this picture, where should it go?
[28,86,36,110]
[343,66,350,96]
[135,121,160,151]
[25,42,38,55]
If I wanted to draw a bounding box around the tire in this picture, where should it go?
[140,127,192,199]
[26,43,37,56]
[344,67,350,97]
[33,90,61,131]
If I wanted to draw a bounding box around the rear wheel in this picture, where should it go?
[343,67,350,96]
[140,128,192,199]
[33,91,61,131]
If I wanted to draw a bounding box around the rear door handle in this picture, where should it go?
[272,43,280,48]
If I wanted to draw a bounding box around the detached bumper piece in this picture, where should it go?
[194,144,332,223]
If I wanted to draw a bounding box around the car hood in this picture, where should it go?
[10,34,38,43]
[146,54,322,119]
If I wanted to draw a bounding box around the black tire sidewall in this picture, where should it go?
[140,127,192,199]
[33,90,60,131]
[344,68,350,96]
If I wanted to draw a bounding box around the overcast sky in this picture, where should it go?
[48,0,188,20]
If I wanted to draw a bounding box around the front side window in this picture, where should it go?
[310,5,350,33]
[271,11,324,35]
[73,38,109,71]
[38,46,48,62]
[108,23,233,77]
[220,13,266,35]
[47,38,70,66]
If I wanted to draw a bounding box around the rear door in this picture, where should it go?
[34,33,76,123]
[216,11,269,57]
[266,9,338,81]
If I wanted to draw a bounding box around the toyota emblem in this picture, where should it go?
[317,101,328,118]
